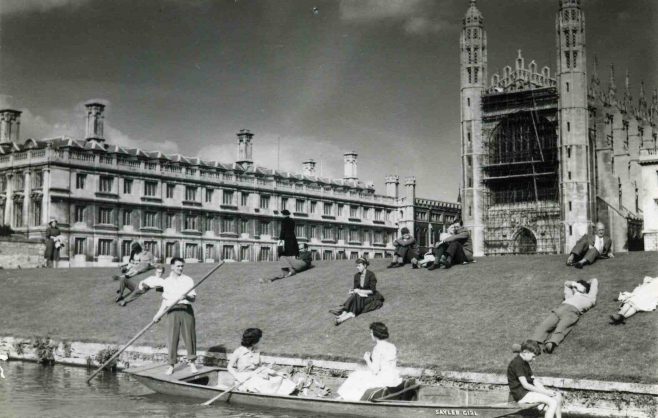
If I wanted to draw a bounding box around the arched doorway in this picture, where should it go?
[513,228,537,254]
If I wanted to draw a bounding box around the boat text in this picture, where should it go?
[434,410,478,416]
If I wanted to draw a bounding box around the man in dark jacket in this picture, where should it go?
[262,243,313,282]
[428,219,473,270]
[387,227,419,269]
[566,222,613,269]
[278,209,299,258]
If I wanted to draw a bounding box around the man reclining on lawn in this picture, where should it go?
[566,222,613,269]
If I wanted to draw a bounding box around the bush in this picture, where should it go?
[0,224,14,237]
[32,336,56,364]
[95,347,119,370]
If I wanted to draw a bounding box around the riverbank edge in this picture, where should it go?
[0,335,655,417]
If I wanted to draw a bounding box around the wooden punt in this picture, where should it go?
[126,363,538,417]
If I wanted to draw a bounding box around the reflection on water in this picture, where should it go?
[0,362,317,418]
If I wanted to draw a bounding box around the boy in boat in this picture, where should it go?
[507,340,562,418]
[153,257,198,375]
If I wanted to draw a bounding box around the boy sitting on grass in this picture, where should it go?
[507,340,562,418]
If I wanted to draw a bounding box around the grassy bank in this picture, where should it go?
[1,253,657,383]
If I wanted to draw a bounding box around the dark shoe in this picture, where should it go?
[112,275,121,281]
[328,307,343,316]
[115,295,124,303]
[609,314,625,325]
[412,264,419,269]
[387,263,397,269]
[427,264,439,271]
[566,254,575,266]
[544,342,555,354]
[574,262,584,269]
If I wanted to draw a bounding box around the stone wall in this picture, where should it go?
[0,237,45,269]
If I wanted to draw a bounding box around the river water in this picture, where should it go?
[0,362,315,418]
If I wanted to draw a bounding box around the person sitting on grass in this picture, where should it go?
[113,242,154,293]
[336,322,402,401]
[507,340,562,418]
[227,328,297,395]
[427,219,473,271]
[530,278,598,354]
[610,276,658,325]
[117,264,166,307]
[387,227,419,269]
[261,243,313,283]
[566,222,613,269]
[329,257,385,326]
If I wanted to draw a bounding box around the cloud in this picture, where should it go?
[0,0,92,16]
[403,16,454,35]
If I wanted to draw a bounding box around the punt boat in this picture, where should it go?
[126,363,538,417]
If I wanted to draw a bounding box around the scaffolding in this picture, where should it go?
[481,105,563,255]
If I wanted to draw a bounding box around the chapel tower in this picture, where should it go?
[460,0,487,256]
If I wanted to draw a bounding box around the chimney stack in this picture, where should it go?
[85,102,106,142]
[405,176,416,201]
[302,159,316,176]
[343,151,358,181]
[385,175,399,199]
[236,129,254,169]
[0,109,21,144]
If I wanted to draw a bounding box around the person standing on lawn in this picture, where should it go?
[153,257,198,375]
[330,257,384,326]
[566,222,613,269]
[43,218,62,268]
[387,227,419,269]
[262,243,313,283]
[427,219,473,270]
[507,340,562,418]
[278,209,299,263]
[530,278,598,354]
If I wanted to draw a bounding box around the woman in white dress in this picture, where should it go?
[227,328,297,395]
[337,322,403,401]
[610,276,658,324]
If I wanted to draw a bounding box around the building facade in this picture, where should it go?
[0,104,460,266]
[460,0,657,256]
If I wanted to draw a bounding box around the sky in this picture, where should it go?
[0,0,655,201]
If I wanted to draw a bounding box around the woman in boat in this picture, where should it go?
[336,322,402,401]
[227,328,297,395]
[329,257,384,326]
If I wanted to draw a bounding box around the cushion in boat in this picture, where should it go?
[360,378,419,401]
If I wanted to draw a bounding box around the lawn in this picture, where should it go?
[0,252,657,383]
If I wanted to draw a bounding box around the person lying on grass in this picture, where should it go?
[610,276,658,325]
[260,243,313,283]
[329,257,385,326]
[226,328,296,395]
[113,241,155,302]
[117,264,165,306]
[507,340,562,418]
[530,278,598,354]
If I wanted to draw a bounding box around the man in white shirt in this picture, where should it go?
[566,222,613,269]
[153,257,198,375]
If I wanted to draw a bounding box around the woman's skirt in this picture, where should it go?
[337,368,402,401]
[234,370,296,395]
[343,293,384,316]
[44,239,59,261]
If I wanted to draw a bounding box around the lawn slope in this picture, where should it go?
[1,252,657,383]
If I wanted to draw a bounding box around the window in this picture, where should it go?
[76,174,86,189]
[99,176,113,193]
[123,210,132,226]
[185,186,197,201]
[258,247,271,261]
[374,231,384,244]
[221,217,235,233]
[295,199,305,213]
[165,242,177,258]
[223,190,234,205]
[14,174,24,190]
[166,213,175,229]
[323,250,333,261]
[74,238,86,255]
[240,218,249,234]
[32,171,43,188]
[205,188,213,203]
[205,244,214,260]
[184,214,198,230]
[374,209,383,221]
[260,195,270,209]
[222,245,234,260]
[310,201,317,214]
[75,206,85,223]
[33,204,41,226]
[259,221,270,236]
[98,239,112,256]
[241,192,249,206]
[295,224,305,238]
[144,241,156,255]
[281,197,288,211]
[145,181,158,197]
[13,202,22,227]
[185,243,198,259]
[350,206,359,218]
[166,183,175,198]
[98,207,112,224]
[337,204,344,217]
[121,240,133,257]
[338,227,346,241]
[323,225,334,240]
[323,203,333,216]
[349,228,360,242]
[123,179,133,194]
[240,246,250,261]
[143,211,158,228]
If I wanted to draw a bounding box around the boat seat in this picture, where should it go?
[361,378,420,402]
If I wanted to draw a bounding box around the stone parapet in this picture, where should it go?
[0,237,45,269]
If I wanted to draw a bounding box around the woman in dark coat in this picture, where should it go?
[278,209,299,257]
[330,257,385,326]
[44,218,61,268]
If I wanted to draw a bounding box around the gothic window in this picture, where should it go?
[565,52,571,69]
[473,30,478,39]
[474,68,479,83]
[573,51,578,68]
[564,30,570,47]
[571,30,577,47]
[467,68,472,84]
[466,29,471,39]
[564,10,569,20]
[474,49,478,63]
[468,48,472,64]
[571,9,577,20]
